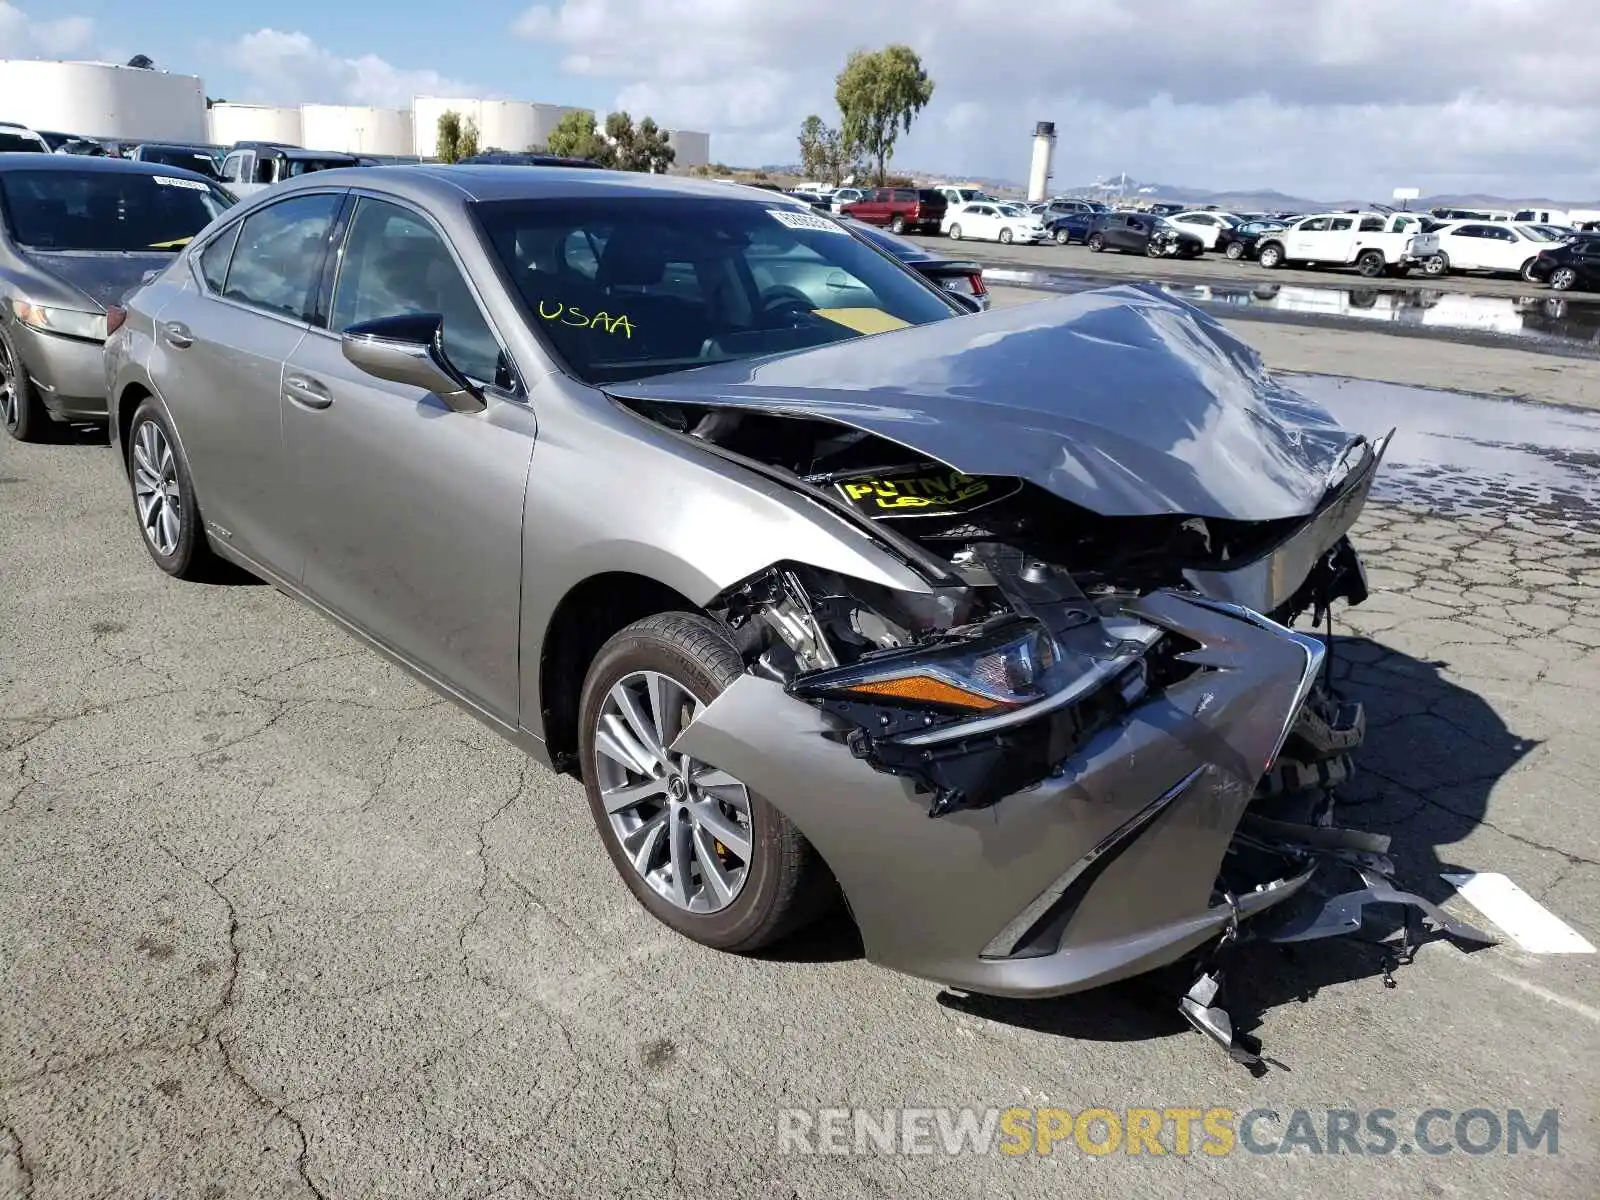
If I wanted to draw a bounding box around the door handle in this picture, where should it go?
[283,373,333,410]
[161,321,193,349]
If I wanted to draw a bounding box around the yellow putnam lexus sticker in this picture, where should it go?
[813,307,911,336]
[833,469,1021,516]
[536,299,634,338]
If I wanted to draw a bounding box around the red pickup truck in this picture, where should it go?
[841,187,948,235]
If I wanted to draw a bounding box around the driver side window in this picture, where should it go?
[330,197,507,386]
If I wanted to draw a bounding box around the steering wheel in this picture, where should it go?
[759,288,817,322]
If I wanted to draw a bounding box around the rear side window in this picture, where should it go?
[0,131,46,152]
[893,189,916,202]
[221,192,343,320]
[1330,218,1353,231]
[1359,216,1384,232]
[198,223,241,292]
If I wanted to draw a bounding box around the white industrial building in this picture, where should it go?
[207,102,303,147]
[300,105,413,156]
[411,97,591,157]
[667,129,711,169]
[0,59,206,143]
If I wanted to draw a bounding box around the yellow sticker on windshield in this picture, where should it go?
[536,299,634,338]
[813,307,910,335]
[147,237,193,249]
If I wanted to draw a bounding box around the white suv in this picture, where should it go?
[1256,212,1439,278]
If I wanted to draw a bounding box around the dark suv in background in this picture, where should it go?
[841,187,947,234]
[1086,212,1205,258]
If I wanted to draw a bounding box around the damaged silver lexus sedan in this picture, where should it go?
[106,168,1488,1052]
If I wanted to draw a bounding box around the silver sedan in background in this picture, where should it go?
[103,166,1483,1051]
[0,154,233,441]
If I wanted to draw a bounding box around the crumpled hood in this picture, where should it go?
[21,250,175,311]
[608,284,1364,521]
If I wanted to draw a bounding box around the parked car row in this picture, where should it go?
[2,158,1441,1048]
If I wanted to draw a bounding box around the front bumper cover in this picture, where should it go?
[673,589,1337,999]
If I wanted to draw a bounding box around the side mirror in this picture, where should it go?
[339,313,485,414]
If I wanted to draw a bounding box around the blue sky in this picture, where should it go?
[5,0,1598,199]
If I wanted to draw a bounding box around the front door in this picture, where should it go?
[148,190,346,579]
[281,194,535,722]
[1287,216,1331,259]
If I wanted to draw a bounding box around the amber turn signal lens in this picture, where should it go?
[843,675,1006,711]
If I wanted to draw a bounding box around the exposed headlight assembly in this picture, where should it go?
[12,299,107,342]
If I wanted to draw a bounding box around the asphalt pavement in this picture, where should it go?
[2,313,1598,1198]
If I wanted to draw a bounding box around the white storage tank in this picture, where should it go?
[0,59,206,142]
[666,129,711,169]
[477,100,542,154]
[207,102,303,147]
[300,105,413,155]
[528,104,589,150]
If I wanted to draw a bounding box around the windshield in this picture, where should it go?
[475,196,959,384]
[997,203,1029,216]
[1517,224,1554,242]
[285,158,352,177]
[0,169,234,251]
[139,147,221,179]
[0,132,46,153]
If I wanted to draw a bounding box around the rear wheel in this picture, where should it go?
[1551,266,1578,291]
[578,612,832,952]
[1224,240,1245,260]
[0,330,51,443]
[1356,250,1386,278]
[1520,257,1541,283]
[127,398,219,580]
[1087,232,1105,252]
[890,215,907,234]
[1258,242,1284,269]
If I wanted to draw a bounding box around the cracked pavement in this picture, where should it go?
[2,322,1598,1197]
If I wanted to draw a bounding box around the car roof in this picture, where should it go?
[0,153,221,186]
[264,163,817,208]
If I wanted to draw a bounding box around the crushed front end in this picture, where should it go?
[614,288,1492,1052]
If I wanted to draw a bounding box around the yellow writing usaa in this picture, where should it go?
[536,299,635,338]
[996,1107,1237,1156]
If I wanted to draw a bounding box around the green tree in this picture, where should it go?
[835,44,935,186]
[435,111,480,163]
[630,116,676,173]
[546,110,615,166]
[798,114,828,178]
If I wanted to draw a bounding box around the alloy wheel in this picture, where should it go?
[0,340,16,433]
[1552,267,1577,291]
[593,669,753,914]
[132,420,182,557]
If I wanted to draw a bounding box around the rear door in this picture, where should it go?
[149,189,347,579]
[280,192,534,721]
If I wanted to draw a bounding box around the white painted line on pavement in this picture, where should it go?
[1441,872,1595,954]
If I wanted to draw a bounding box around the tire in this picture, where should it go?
[890,215,906,235]
[1087,232,1105,252]
[1356,250,1386,278]
[1054,228,1070,245]
[578,612,832,953]
[1145,240,1165,258]
[948,224,962,241]
[1422,253,1449,277]
[1224,241,1245,260]
[1551,266,1577,291]
[0,328,52,443]
[998,227,1013,244]
[127,397,219,580]
[1520,258,1541,283]
[1258,242,1284,269]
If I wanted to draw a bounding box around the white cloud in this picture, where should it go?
[0,2,99,60]
[510,0,1600,199]
[218,29,487,109]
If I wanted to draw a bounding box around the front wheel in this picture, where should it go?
[1422,254,1449,277]
[890,216,906,235]
[998,227,1013,244]
[578,612,832,953]
[1258,243,1284,269]
[1551,266,1578,291]
[1087,233,1105,252]
[947,224,962,240]
[0,330,51,443]
[1224,241,1245,260]
[1054,228,1071,245]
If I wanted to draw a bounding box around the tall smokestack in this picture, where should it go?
[1027,121,1056,204]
